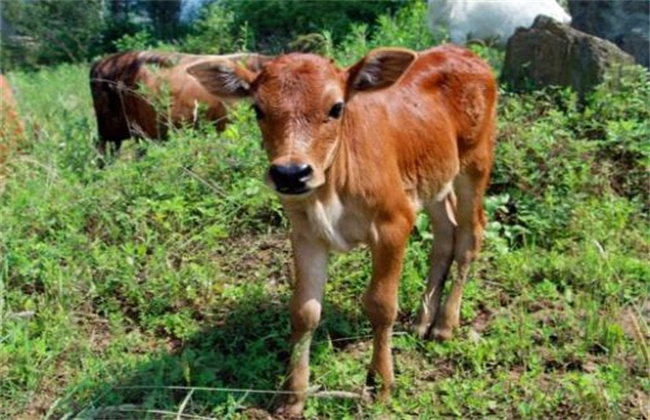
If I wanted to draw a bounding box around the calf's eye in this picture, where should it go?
[252,104,265,120]
[328,102,344,119]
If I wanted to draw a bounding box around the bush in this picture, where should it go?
[1,0,105,70]
[181,3,251,54]
[220,0,404,53]
[492,66,649,249]
[112,30,178,53]
[335,0,434,64]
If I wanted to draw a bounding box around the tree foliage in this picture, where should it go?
[181,2,245,54]
[221,0,404,52]
[1,0,104,70]
[0,0,414,70]
[1,0,184,70]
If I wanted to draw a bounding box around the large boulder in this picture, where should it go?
[501,15,635,99]
[569,0,649,68]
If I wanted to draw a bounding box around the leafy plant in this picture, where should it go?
[181,3,249,54]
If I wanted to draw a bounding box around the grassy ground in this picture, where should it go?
[2,6,649,419]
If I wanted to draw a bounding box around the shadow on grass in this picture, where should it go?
[59,290,369,418]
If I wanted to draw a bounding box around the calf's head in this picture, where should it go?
[188,49,416,198]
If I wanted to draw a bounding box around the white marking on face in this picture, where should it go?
[285,118,310,158]
[323,82,344,103]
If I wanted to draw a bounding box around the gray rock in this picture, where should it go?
[569,0,649,68]
[501,15,635,99]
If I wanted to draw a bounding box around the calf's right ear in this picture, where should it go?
[187,60,257,99]
[346,48,417,95]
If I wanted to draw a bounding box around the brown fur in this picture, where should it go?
[189,45,497,415]
[0,74,26,169]
[89,51,272,158]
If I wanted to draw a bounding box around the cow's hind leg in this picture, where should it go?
[95,139,122,168]
[113,139,123,156]
[432,170,489,341]
[95,138,108,168]
[414,194,456,339]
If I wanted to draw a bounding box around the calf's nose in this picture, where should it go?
[269,163,313,194]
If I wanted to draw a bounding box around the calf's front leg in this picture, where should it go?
[365,212,413,401]
[278,231,328,417]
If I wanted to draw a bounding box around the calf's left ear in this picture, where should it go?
[187,59,257,99]
[346,48,417,95]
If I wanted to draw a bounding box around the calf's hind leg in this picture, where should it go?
[414,194,456,339]
[432,171,489,341]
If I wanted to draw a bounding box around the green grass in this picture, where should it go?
[2,8,649,418]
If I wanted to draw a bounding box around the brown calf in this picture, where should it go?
[89,51,272,158]
[189,45,497,415]
[1,74,26,167]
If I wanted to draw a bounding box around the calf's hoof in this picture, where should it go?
[413,320,433,340]
[431,326,454,342]
[364,370,394,404]
[413,307,435,340]
[275,401,304,419]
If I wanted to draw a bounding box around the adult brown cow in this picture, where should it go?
[1,74,26,167]
[189,45,497,415]
[89,51,272,159]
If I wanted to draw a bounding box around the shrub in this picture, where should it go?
[336,0,434,64]
[181,3,251,54]
[220,0,404,53]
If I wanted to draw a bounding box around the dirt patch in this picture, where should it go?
[216,231,292,287]
[470,301,495,333]
[527,299,565,314]
[497,291,513,308]
[507,364,526,382]
[619,300,650,340]
[331,337,371,355]
[632,390,650,419]
[419,358,456,382]
[243,407,275,419]
[15,309,117,418]
[16,364,74,418]
[540,349,600,374]
[17,396,55,420]
[79,311,113,353]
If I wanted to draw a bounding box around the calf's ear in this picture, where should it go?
[346,48,417,95]
[187,59,257,99]
[241,54,274,72]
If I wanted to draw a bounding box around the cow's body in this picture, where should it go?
[0,74,26,167]
[89,51,271,158]
[189,45,497,415]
